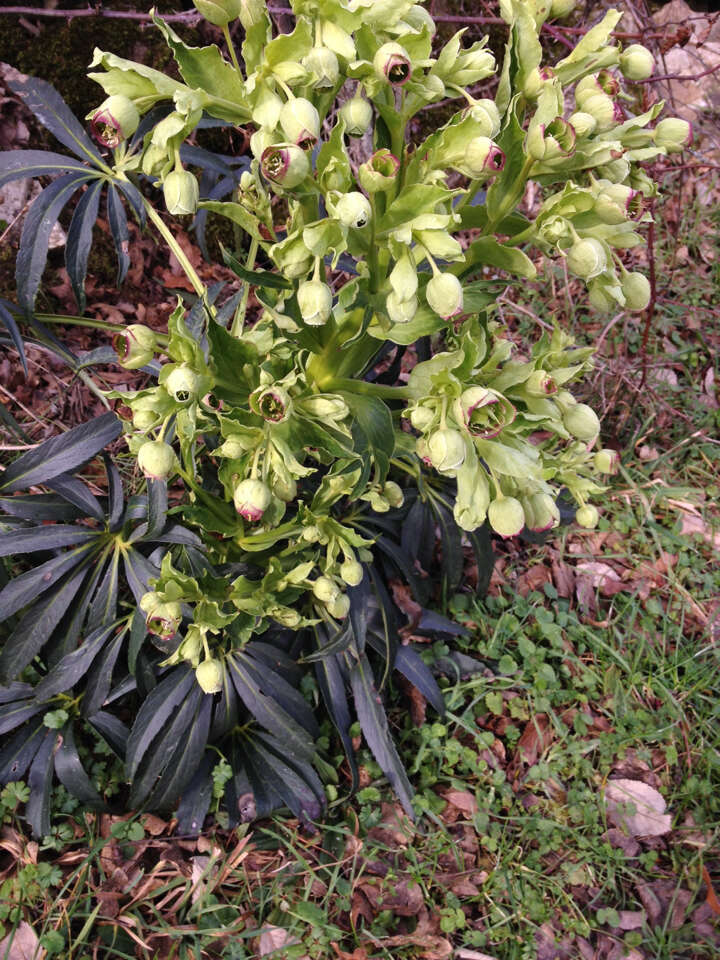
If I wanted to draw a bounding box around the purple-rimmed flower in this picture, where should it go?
[524,370,558,398]
[146,601,182,640]
[233,478,272,521]
[459,386,516,439]
[279,97,321,150]
[594,448,620,474]
[112,323,156,370]
[358,149,400,194]
[524,493,560,533]
[527,118,576,161]
[463,137,506,178]
[90,95,139,148]
[260,143,310,189]
[250,385,291,423]
[373,42,412,85]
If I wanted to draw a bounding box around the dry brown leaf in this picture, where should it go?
[604,779,672,837]
[442,789,478,817]
[679,511,720,549]
[257,925,307,958]
[0,922,43,960]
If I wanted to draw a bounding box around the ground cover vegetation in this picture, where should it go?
[0,0,718,956]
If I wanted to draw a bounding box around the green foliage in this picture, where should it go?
[0,0,688,834]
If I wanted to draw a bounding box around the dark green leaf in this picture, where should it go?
[104,456,124,531]
[130,684,202,807]
[0,494,85,523]
[34,622,118,700]
[0,682,33,704]
[146,696,212,810]
[16,173,91,315]
[394,646,445,716]
[82,626,127,716]
[0,524,97,557]
[228,655,315,762]
[106,184,130,284]
[350,655,414,817]
[127,608,146,676]
[176,751,214,836]
[66,179,103,313]
[0,542,95,622]
[7,74,102,164]
[220,244,292,290]
[87,551,120,630]
[339,392,394,481]
[1,412,121,493]
[122,548,158,604]
[0,301,27,375]
[238,650,319,734]
[0,150,90,189]
[0,563,91,681]
[88,711,129,758]
[244,735,324,822]
[0,699,46,736]
[146,478,167,540]
[115,179,146,226]
[26,731,57,837]
[47,473,104,521]
[314,654,358,793]
[0,722,45,783]
[468,522,495,596]
[54,722,105,808]
[126,666,195,779]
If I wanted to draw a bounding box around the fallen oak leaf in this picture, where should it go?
[702,865,720,916]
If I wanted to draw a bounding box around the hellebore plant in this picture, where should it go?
[0,0,689,832]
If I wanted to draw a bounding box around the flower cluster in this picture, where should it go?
[86,0,689,686]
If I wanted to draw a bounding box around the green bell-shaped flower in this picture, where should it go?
[373,42,412,85]
[112,324,156,370]
[90,95,140,148]
[280,97,321,149]
[261,143,310,189]
[563,402,601,441]
[619,44,654,81]
[165,365,200,404]
[594,448,620,474]
[565,237,607,279]
[303,45,340,88]
[339,94,373,136]
[196,658,224,694]
[428,428,466,472]
[621,271,651,311]
[233,478,272,521]
[163,169,199,216]
[426,272,464,318]
[192,0,241,27]
[298,278,333,325]
[137,440,176,480]
[333,192,372,229]
[654,117,692,153]
[575,504,599,528]
[488,497,525,538]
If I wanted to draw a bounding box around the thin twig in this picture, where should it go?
[637,213,657,392]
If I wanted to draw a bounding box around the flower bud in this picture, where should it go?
[137,440,176,480]
[313,575,339,604]
[233,478,272,521]
[594,448,620,474]
[163,169,199,216]
[327,593,350,619]
[239,0,265,29]
[563,402,601,441]
[302,524,322,542]
[567,111,597,138]
[383,481,404,508]
[389,254,418,302]
[525,370,558,397]
[619,44,654,82]
[566,237,607,279]
[272,235,313,278]
[301,395,349,419]
[654,117,692,153]
[303,45,340,89]
[133,409,158,431]
[270,606,302,628]
[373,42,412,85]
[467,99,501,138]
[192,0,241,27]
[426,272,464,318]
[358,149,400,193]
[196,658,224,694]
[488,497,525,538]
[463,137,506,178]
[527,493,560,533]
[112,324,156,370]
[279,97,321,150]
[575,504,599,528]
[272,475,297,502]
[146,601,182,640]
[251,385,291,423]
[621,271,651,311]
[340,559,364,586]
[588,279,617,313]
[386,291,418,325]
[576,71,620,105]
[334,192,372,229]
[594,183,644,224]
[550,0,575,17]
[581,93,616,130]
[166,365,199,404]
[428,428,465,473]
[90,95,140,148]
[523,66,556,100]
[298,279,333,325]
[261,143,310,189]
[409,405,434,432]
[339,95,373,137]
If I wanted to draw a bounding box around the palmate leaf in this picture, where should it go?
[16,172,95,315]
[0,412,121,492]
[7,74,103,164]
[0,150,90,190]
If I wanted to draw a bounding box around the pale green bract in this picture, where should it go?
[90,0,687,685]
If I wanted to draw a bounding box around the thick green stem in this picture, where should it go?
[230,237,259,338]
[326,378,413,401]
[482,155,535,236]
[11,311,169,346]
[144,200,208,303]
[222,24,243,76]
